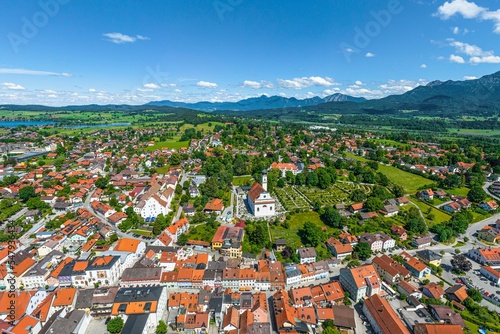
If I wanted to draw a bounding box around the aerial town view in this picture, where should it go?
[1,1,500,334]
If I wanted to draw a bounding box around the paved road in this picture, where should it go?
[484,182,500,201]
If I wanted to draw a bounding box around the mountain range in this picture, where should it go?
[1,71,500,117]
[147,93,365,111]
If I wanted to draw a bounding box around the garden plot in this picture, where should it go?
[297,183,373,206]
[274,187,310,211]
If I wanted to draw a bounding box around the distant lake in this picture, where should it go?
[64,122,131,129]
[0,120,55,127]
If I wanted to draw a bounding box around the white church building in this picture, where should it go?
[247,171,276,217]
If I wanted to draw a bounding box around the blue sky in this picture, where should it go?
[0,0,499,106]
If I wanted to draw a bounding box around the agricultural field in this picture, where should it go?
[410,199,452,226]
[346,153,435,193]
[446,187,470,197]
[271,211,334,249]
[232,175,254,186]
[145,139,190,151]
[274,187,310,211]
[180,121,224,133]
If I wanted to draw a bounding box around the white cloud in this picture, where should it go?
[1,82,25,90]
[446,38,500,63]
[0,68,71,76]
[277,76,340,90]
[436,0,485,19]
[469,55,500,63]
[196,81,218,88]
[143,83,160,89]
[463,75,477,80]
[88,88,96,93]
[450,54,466,63]
[174,89,182,93]
[160,83,176,87]
[355,80,364,86]
[436,0,500,33]
[453,26,460,34]
[420,64,427,68]
[103,32,150,44]
[243,80,262,89]
[448,39,490,56]
[365,52,376,57]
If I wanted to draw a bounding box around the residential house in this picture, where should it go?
[422,282,445,300]
[339,264,381,302]
[415,250,442,267]
[478,226,500,243]
[480,201,499,212]
[363,294,410,334]
[372,254,411,284]
[390,225,407,241]
[297,247,317,264]
[397,280,422,299]
[468,248,500,265]
[419,189,434,201]
[326,238,353,260]
[412,235,433,249]
[429,305,466,327]
[359,232,395,252]
[445,285,468,303]
[480,265,500,284]
[204,198,225,215]
[400,252,431,278]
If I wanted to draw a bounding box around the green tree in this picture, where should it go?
[354,242,372,260]
[19,186,36,202]
[467,186,487,203]
[107,317,124,334]
[26,197,49,210]
[299,221,325,247]
[95,177,108,189]
[392,185,405,198]
[322,327,340,334]
[350,189,366,202]
[365,197,383,212]
[323,319,335,329]
[321,206,342,228]
[156,320,167,334]
[467,288,483,303]
[169,153,181,166]
[177,234,188,246]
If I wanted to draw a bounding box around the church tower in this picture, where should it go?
[262,170,268,191]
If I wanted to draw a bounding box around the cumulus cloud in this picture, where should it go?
[450,54,466,63]
[420,64,427,68]
[243,80,262,89]
[196,81,218,88]
[277,76,340,90]
[469,55,500,63]
[463,75,477,80]
[160,83,177,87]
[436,0,500,33]
[103,32,150,44]
[88,88,96,93]
[365,52,376,57]
[242,80,273,89]
[1,82,25,90]
[446,39,500,63]
[0,68,71,76]
[143,83,160,89]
